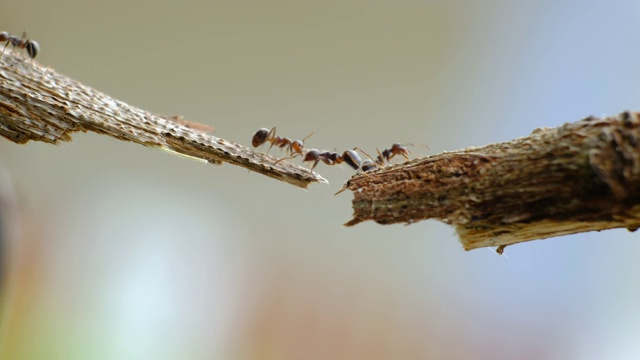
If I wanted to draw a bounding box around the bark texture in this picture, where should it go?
[0,53,326,188]
[343,111,640,250]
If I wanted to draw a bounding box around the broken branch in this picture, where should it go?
[343,111,640,251]
[0,53,326,188]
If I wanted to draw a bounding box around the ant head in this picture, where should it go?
[26,40,39,59]
[252,128,270,147]
[0,32,9,42]
[290,140,304,154]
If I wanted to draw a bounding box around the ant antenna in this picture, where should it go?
[302,131,314,142]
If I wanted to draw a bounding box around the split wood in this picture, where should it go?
[342,111,640,251]
[0,52,326,188]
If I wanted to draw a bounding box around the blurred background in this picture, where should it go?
[1,1,640,359]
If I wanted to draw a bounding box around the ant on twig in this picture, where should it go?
[353,142,425,171]
[250,125,427,175]
[376,143,411,164]
[360,143,428,167]
[0,31,39,60]
[333,143,421,195]
[296,143,423,173]
[251,127,314,157]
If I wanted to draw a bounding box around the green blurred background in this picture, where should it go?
[1,1,640,359]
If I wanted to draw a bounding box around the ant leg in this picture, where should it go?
[1,40,10,56]
[264,127,277,155]
[395,147,410,160]
[273,154,298,165]
[376,149,385,164]
[391,147,410,161]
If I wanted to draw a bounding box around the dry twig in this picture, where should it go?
[0,53,326,188]
[343,111,640,251]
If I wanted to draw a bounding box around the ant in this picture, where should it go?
[376,143,410,164]
[353,143,414,172]
[251,127,313,157]
[363,143,426,167]
[0,31,39,60]
[300,149,362,171]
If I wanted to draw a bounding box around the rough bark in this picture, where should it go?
[343,111,640,251]
[0,53,326,188]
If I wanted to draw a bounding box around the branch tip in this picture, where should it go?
[0,52,326,188]
[344,111,640,250]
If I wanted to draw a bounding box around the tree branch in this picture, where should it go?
[342,111,640,251]
[0,53,326,188]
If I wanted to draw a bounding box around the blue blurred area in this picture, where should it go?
[1,1,640,359]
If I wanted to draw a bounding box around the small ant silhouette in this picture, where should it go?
[0,31,39,60]
[251,127,314,156]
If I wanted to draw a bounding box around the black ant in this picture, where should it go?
[300,149,362,171]
[297,147,386,173]
[251,127,313,157]
[0,31,39,60]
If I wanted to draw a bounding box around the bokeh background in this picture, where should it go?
[2,1,640,359]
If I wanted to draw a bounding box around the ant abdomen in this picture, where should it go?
[252,128,270,147]
[25,40,38,59]
[1,31,39,60]
[302,149,321,162]
[342,150,361,170]
[251,127,313,158]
